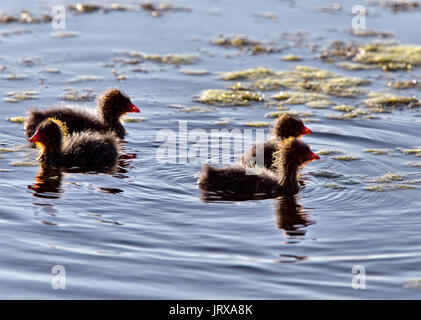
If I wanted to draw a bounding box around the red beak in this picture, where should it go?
[309,152,320,161]
[29,130,43,143]
[128,102,140,113]
[302,126,312,135]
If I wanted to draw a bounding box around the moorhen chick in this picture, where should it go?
[29,118,120,170]
[25,88,139,140]
[198,137,319,196]
[241,114,312,170]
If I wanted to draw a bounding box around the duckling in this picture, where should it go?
[241,114,312,170]
[198,137,319,196]
[25,88,139,140]
[29,118,120,170]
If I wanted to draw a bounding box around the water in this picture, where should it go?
[1,0,421,299]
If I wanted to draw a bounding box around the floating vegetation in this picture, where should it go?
[68,3,137,14]
[305,100,335,109]
[317,150,344,156]
[5,91,38,102]
[50,31,79,38]
[140,2,192,17]
[6,117,25,123]
[363,149,392,155]
[0,148,17,153]
[222,67,275,81]
[211,35,281,55]
[364,92,420,110]
[244,122,271,127]
[116,50,199,65]
[322,183,346,190]
[336,62,377,71]
[198,89,264,106]
[281,54,302,61]
[314,3,342,13]
[350,29,394,38]
[332,155,361,161]
[5,74,27,80]
[273,91,328,104]
[327,106,369,120]
[0,11,52,24]
[369,172,404,183]
[381,1,419,13]
[10,161,38,167]
[387,80,421,89]
[265,110,315,118]
[124,117,147,123]
[312,170,345,179]
[355,43,421,71]
[64,75,102,84]
[320,41,360,62]
[333,105,355,112]
[60,89,96,101]
[222,65,369,98]
[364,184,417,192]
[181,69,209,76]
[177,106,216,113]
[399,148,421,154]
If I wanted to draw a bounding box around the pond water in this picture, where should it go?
[1,0,421,299]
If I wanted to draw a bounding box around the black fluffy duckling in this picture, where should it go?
[198,137,319,196]
[29,118,120,170]
[241,114,312,170]
[25,88,139,140]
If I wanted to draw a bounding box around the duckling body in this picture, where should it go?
[199,138,319,196]
[25,89,139,140]
[30,119,120,170]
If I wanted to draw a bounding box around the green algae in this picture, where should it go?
[50,31,79,38]
[333,104,355,112]
[369,172,404,183]
[365,184,417,192]
[322,183,347,190]
[5,91,38,102]
[244,122,271,127]
[222,65,369,98]
[336,61,377,71]
[181,69,209,76]
[387,80,420,89]
[60,89,96,101]
[281,54,302,61]
[317,150,344,156]
[6,117,25,123]
[273,91,327,104]
[222,67,275,81]
[117,50,199,65]
[124,117,147,123]
[10,161,38,167]
[305,100,335,109]
[400,148,421,154]
[363,149,392,155]
[354,43,421,70]
[198,89,264,106]
[350,29,394,38]
[333,155,361,161]
[211,36,280,55]
[265,110,315,119]
[364,92,420,110]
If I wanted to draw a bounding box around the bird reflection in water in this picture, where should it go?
[200,191,313,237]
[28,166,63,199]
[28,151,135,198]
[274,195,313,237]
